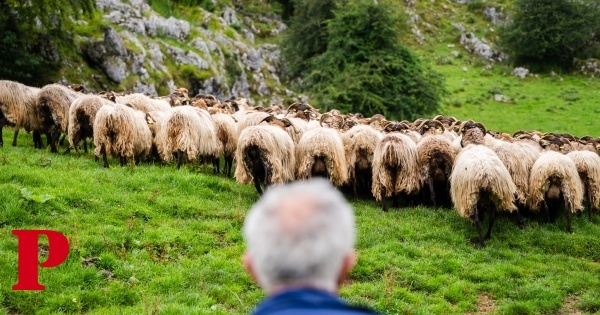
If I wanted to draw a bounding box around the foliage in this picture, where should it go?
[0,130,599,314]
[0,0,94,85]
[304,0,445,120]
[20,188,54,204]
[500,0,600,71]
[280,0,338,78]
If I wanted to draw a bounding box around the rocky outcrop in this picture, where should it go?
[72,0,302,104]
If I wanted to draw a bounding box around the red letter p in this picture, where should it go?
[12,230,69,291]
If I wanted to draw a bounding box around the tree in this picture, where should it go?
[0,0,95,85]
[500,0,600,71]
[280,0,338,78]
[303,0,445,120]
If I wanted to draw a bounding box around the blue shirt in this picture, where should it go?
[252,288,379,315]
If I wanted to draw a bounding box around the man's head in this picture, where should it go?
[243,179,357,294]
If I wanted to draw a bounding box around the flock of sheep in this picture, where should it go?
[1,80,599,247]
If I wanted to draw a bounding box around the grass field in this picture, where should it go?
[1,129,600,315]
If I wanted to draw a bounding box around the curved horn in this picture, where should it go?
[319,113,331,127]
[285,103,300,116]
[475,122,487,135]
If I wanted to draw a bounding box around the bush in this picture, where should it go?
[287,0,445,120]
[500,0,600,71]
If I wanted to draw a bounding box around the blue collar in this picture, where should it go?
[252,288,377,315]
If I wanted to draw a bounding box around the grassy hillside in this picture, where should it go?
[1,130,600,315]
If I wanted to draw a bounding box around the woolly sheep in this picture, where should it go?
[116,93,171,113]
[491,141,540,208]
[566,150,600,220]
[37,84,82,152]
[155,106,217,168]
[93,103,152,168]
[296,127,348,187]
[417,121,455,207]
[372,132,422,211]
[341,125,382,197]
[67,95,114,155]
[0,80,40,147]
[211,113,238,176]
[528,151,584,232]
[450,144,518,247]
[235,124,295,195]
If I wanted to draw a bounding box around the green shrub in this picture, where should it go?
[500,0,600,71]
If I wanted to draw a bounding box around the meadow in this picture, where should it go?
[1,129,600,315]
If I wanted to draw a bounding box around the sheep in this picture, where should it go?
[236,111,271,136]
[285,103,320,121]
[155,106,218,169]
[491,141,540,208]
[296,127,348,187]
[341,125,383,197]
[234,121,295,195]
[67,95,114,155]
[566,150,600,220]
[145,110,169,162]
[0,80,40,147]
[528,151,584,232]
[417,120,455,207]
[211,113,238,177]
[451,144,518,247]
[93,103,152,168]
[116,93,171,113]
[372,131,422,211]
[37,84,82,152]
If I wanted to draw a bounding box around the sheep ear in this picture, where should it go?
[281,118,292,127]
[146,114,155,125]
[260,115,275,124]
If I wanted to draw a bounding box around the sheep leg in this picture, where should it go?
[381,187,388,212]
[253,176,263,195]
[225,155,233,177]
[83,139,88,154]
[58,133,66,146]
[12,129,19,146]
[473,206,486,248]
[588,188,594,221]
[120,155,126,167]
[353,179,358,198]
[565,197,572,233]
[212,156,220,174]
[101,145,109,168]
[0,126,3,147]
[484,207,496,241]
[33,131,42,149]
[515,210,525,229]
[542,200,551,223]
[428,176,437,207]
[177,150,184,169]
[49,130,59,153]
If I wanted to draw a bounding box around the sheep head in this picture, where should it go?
[261,115,293,130]
[459,120,487,147]
[319,113,345,129]
[419,119,445,136]
[540,135,570,153]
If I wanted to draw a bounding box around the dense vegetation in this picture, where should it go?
[1,129,600,314]
[282,0,445,120]
[0,0,95,85]
[500,0,600,71]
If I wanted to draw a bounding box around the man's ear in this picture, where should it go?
[337,251,357,288]
[243,252,258,284]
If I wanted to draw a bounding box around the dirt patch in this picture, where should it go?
[559,295,584,315]
[467,294,495,315]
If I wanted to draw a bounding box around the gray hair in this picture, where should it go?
[243,179,356,292]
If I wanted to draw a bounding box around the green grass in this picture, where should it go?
[1,130,600,314]
[435,61,600,136]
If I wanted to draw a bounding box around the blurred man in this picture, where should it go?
[243,179,378,315]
